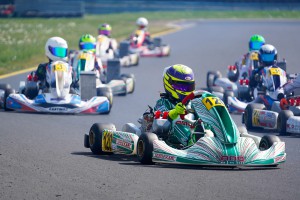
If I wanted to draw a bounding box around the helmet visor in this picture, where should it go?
[172,81,195,92]
[261,53,275,62]
[79,42,96,50]
[100,30,111,36]
[250,41,264,50]
[49,46,68,58]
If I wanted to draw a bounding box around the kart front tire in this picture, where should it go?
[278,110,294,136]
[0,84,14,111]
[244,103,265,130]
[137,132,158,165]
[206,71,221,89]
[259,135,281,151]
[88,123,116,155]
[223,91,234,107]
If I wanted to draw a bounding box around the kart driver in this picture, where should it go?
[133,17,152,46]
[36,36,71,92]
[72,34,104,83]
[148,64,198,147]
[97,23,118,54]
[249,44,278,89]
[238,34,265,68]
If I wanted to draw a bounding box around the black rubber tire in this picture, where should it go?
[278,110,294,136]
[88,123,116,155]
[97,87,113,110]
[223,91,234,107]
[0,84,14,111]
[206,71,222,89]
[120,73,135,94]
[24,87,39,100]
[137,132,158,165]
[244,103,265,130]
[84,134,90,148]
[259,135,281,151]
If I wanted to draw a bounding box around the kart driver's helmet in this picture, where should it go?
[136,17,148,29]
[249,34,265,51]
[163,64,195,101]
[259,44,278,67]
[45,37,68,62]
[79,34,96,53]
[98,23,112,36]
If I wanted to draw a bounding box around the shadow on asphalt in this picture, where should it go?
[71,151,281,171]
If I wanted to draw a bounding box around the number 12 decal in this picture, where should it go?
[202,97,225,110]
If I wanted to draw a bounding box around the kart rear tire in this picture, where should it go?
[0,84,14,111]
[88,123,116,155]
[278,110,294,136]
[206,71,222,89]
[97,87,113,109]
[120,73,135,93]
[137,132,158,165]
[259,135,281,151]
[244,103,265,130]
[223,91,234,107]
[84,134,90,148]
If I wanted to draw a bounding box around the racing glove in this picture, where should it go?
[168,102,186,120]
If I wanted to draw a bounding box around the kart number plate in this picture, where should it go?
[79,53,91,60]
[250,52,258,60]
[54,63,67,72]
[269,68,281,76]
[202,97,225,110]
[102,130,113,152]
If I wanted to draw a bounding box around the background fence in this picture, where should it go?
[4,0,300,17]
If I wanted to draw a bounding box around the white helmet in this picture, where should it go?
[45,37,68,62]
[136,17,148,28]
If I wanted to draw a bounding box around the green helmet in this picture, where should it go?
[249,34,265,51]
[79,34,96,52]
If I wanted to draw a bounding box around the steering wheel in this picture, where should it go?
[182,90,207,105]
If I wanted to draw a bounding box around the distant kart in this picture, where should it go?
[83,90,286,167]
[69,50,135,98]
[207,52,287,114]
[96,35,139,68]
[128,30,170,57]
[0,61,110,114]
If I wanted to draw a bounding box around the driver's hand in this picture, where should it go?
[168,102,186,120]
[175,102,186,114]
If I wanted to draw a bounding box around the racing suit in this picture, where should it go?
[284,74,300,95]
[150,93,198,147]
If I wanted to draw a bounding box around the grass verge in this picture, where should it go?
[1,10,300,76]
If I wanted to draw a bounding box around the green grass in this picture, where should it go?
[1,10,300,75]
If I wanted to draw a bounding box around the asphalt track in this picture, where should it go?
[1,19,300,200]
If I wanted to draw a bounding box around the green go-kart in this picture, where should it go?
[84,90,286,167]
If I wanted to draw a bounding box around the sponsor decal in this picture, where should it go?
[49,107,67,111]
[202,97,225,110]
[153,153,176,161]
[221,155,245,162]
[116,139,132,150]
[102,130,113,152]
[176,120,195,128]
[252,109,260,126]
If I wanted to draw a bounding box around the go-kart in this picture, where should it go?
[128,29,170,57]
[241,66,300,135]
[96,35,139,68]
[83,90,286,167]
[70,50,135,98]
[0,61,111,114]
[207,52,287,114]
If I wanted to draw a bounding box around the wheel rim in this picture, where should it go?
[89,131,95,146]
[137,140,145,159]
